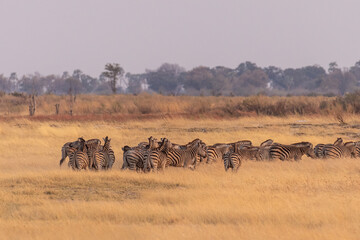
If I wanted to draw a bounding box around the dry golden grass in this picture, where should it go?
[1,116,360,239]
[0,94,348,118]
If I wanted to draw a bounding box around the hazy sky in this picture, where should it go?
[0,0,359,76]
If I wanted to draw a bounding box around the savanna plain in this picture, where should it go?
[1,114,360,240]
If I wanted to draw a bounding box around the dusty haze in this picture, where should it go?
[0,0,359,76]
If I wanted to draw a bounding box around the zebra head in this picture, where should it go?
[159,138,172,152]
[302,142,315,158]
[69,139,82,149]
[291,142,315,158]
[148,136,159,150]
[78,137,86,152]
[103,136,111,145]
[196,141,208,158]
[344,141,357,157]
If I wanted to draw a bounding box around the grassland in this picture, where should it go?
[1,115,360,240]
[0,93,356,119]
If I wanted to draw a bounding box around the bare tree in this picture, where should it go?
[29,95,36,116]
[102,63,124,94]
[55,104,60,115]
[28,78,37,116]
[68,78,77,116]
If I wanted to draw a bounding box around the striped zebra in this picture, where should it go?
[188,140,207,169]
[146,138,172,172]
[322,141,356,159]
[314,138,343,158]
[59,139,82,167]
[68,138,89,170]
[122,136,158,172]
[255,139,275,161]
[236,145,259,160]
[121,142,149,170]
[206,144,231,164]
[207,140,251,164]
[171,138,207,168]
[102,136,116,169]
[223,151,242,172]
[93,150,107,170]
[224,141,258,171]
[314,144,325,158]
[84,138,101,169]
[269,142,315,161]
[166,139,207,169]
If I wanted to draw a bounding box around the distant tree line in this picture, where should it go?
[1,61,360,96]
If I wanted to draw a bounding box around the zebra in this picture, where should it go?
[223,142,246,172]
[59,138,100,168]
[314,144,325,158]
[59,139,82,167]
[122,136,158,172]
[269,142,315,161]
[171,138,207,168]
[166,139,207,169]
[235,145,259,160]
[92,150,107,170]
[206,144,232,164]
[188,140,207,169]
[146,138,172,172]
[322,141,356,159]
[207,140,251,164]
[224,141,259,171]
[84,138,101,169]
[223,151,242,172]
[255,139,275,161]
[68,138,89,170]
[314,138,344,158]
[102,136,115,169]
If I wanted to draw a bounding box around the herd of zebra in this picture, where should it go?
[59,136,115,170]
[59,136,360,172]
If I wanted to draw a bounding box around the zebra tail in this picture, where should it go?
[121,154,128,170]
[75,154,79,170]
[59,147,67,166]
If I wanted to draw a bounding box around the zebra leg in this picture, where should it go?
[160,159,167,171]
[224,158,228,171]
[128,162,137,171]
[74,157,80,171]
[121,157,129,170]
[152,161,158,173]
[59,157,66,166]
